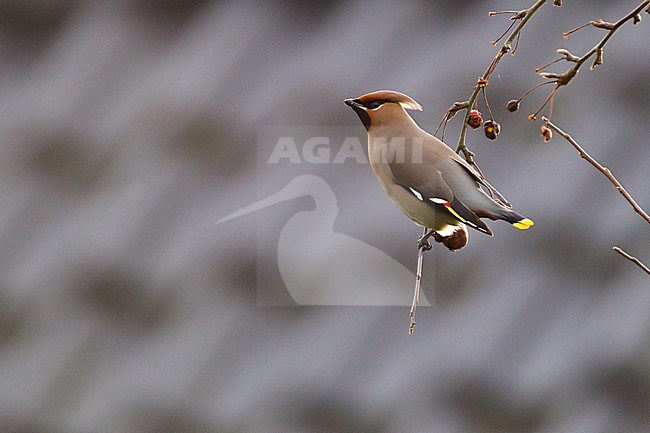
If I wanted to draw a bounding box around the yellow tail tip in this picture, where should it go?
[513,218,534,230]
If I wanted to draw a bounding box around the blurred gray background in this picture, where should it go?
[0,1,649,432]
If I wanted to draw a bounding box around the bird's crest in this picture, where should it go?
[358,90,423,111]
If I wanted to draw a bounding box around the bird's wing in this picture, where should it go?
[389,161,493,236]
[450,157,512,208]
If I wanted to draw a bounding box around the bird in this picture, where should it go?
[217,174,431,306]
[344,90,533,251]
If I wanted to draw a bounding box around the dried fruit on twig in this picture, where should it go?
[468,110,483,129]
[483,120,500,140]
[541,125,553,142]
[507,100,520,112]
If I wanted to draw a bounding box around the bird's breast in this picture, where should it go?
[366,137,458,232]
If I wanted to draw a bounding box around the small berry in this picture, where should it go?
[507,99,520,112]
[483,120,500,140]
[541,125,553,142]
[467,110,483,129]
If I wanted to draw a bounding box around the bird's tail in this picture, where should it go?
[494,208,534,230]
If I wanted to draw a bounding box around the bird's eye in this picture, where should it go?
[369,101,382,109]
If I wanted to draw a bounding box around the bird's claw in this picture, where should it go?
[417,235,432,251]
[417,229,437,251]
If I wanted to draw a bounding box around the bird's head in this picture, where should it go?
[344,90,423,131]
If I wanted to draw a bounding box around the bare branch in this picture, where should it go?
[613,247,650,276]
[563,21,592,38]
[542,117,650,224]
[410,227,433,334]
[434,101,469,139]
[531,0,649,118]
[455,0,549,167]
[535,57,563,73]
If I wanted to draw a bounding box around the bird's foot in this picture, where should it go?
[417,238,432,251]
[417,229,435,251]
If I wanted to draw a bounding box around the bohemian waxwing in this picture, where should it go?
[345,90,533,251]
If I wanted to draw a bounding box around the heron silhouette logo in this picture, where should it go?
[217,174,431,306]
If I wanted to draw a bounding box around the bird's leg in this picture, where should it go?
[410,227,432,334]
[417,228,435,251]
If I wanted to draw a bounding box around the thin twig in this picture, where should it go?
[613,247,650,276]
[528,86,557,121]
[531,0,650,117]
[535,57,562,73]
[433,114,447,138]
[516,80,557,104]
[491,20,517,46]
[434,101,469,140]
[567,1,649,73]
[456,0,548,165]
[410,227,432,335]
[511,31,522,55]
[488,10,523,17]
[542,117,650,224]
[482,87,494,121]
[563,21,592,38]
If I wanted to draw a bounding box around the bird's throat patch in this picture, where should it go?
[350,106,371,131]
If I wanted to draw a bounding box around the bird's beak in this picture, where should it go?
[344,98,365,110]
[345,98,372,131]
